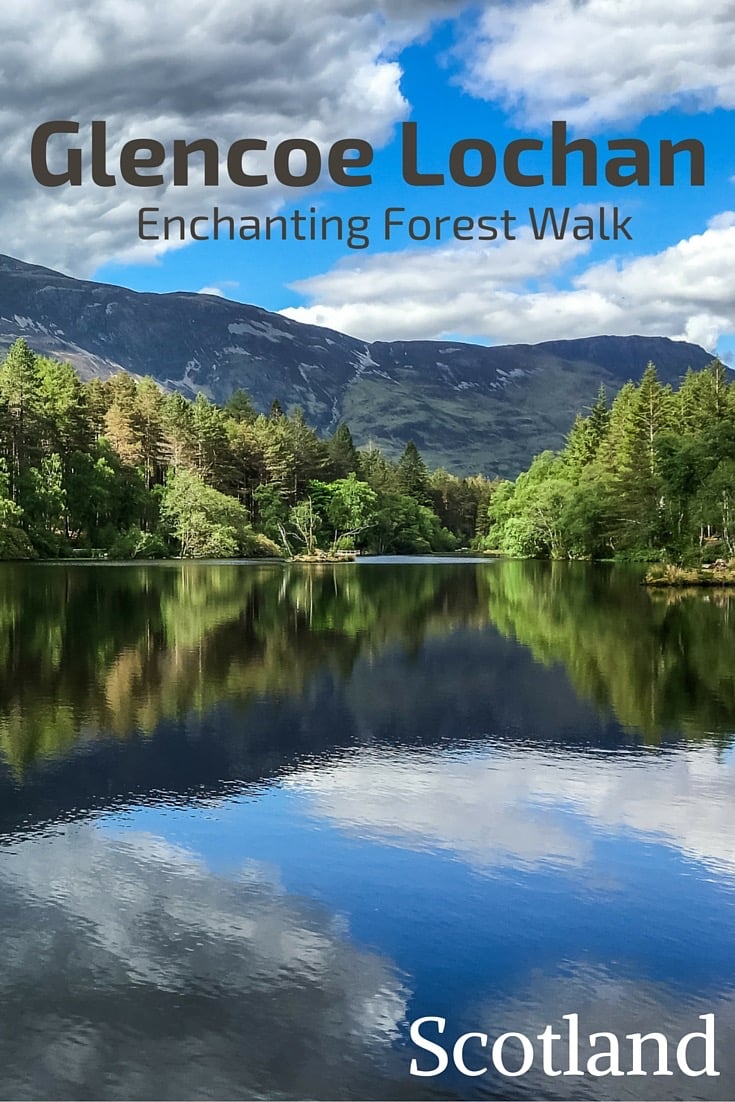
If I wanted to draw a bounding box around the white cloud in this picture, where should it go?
[293,747,590,870]
[458,0,735,126]
[0,0,464,275]
[283,228,590,340]
[0,821,409,1098]
[289,742,735,878]
[472,971,735,1098]
[197,279,241,298]
[281,211,735,349]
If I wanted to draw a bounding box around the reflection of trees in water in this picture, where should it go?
[0,562,489,770]
[1,560,733,771]
[484,560,735,742]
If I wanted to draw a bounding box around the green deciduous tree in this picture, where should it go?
[160,469,254,558]
[311,473,378,550]
[0,459,34,559]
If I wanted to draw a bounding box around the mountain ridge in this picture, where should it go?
[0,252,716,476]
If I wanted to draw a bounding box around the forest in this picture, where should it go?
[481,358,735,563]
[0,337,492,559]
[0,336,731,563]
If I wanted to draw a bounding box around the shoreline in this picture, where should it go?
[644,564,735,587]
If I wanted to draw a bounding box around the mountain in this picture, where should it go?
[0,253,716,477]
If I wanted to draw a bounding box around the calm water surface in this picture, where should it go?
[0,559,733,1100]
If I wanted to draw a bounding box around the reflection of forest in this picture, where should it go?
[1,560,733,771]
[0,562,488,771]
[484,560,735,741]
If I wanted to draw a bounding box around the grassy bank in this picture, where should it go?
[644,561,735,587]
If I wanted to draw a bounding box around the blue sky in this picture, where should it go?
[5,1,735,358]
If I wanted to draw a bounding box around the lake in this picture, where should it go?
[0,558,733,1100]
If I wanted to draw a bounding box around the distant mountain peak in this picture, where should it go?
[0,253,715,476]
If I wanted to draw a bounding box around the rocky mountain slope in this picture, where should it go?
[0,253,715,476]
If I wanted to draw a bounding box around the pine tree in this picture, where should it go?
[397,441,430,504]
[283,408,328,499]
[678,359,733,434]
[135,378,166,490]
[564,385,610,474]
[226,419,263,506]
[563,413,597,473]
[588,384,611,450]
[327,422,361,479]
[162,393,196,472]
[104,401,143,468]
[0,338,45,500]
[635,362,673,477]
[37,356,90,458]
[190,393,232,488]
[360,447,399,495]
[225,388,257,424]
[84,377,110,440]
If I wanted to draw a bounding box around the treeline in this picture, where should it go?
[0,338,493,559]
[481,359,735,562]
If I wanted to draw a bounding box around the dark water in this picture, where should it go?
[0,559,734,1100]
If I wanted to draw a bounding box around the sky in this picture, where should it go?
[4,0,735,359]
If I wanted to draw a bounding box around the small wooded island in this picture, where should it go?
[0,337,732,567]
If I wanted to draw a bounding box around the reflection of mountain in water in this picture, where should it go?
[0,560,733,836]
